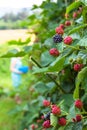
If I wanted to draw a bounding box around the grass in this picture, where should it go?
[0,97,22,130]
[0,56,35,130]
[0,58,12,90]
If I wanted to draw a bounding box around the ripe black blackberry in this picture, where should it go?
[53,34,63,43]
[44,112,51,121]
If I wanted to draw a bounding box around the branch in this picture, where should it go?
[31,56,66,94]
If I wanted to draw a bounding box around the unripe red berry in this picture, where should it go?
[73,12,78,19]
[52,106,61,115]
[59,24,65,29]
[76,114,82,122]
[74,64,83,71]
[31,124,35,130]
[64,36,73,45]
[43,120,51,128]
[58,118,67,126]
[43,100,51,107]
[75,99,83,109]
[49,48,60,56]
[65,21,71,26]
[55,27,64,35]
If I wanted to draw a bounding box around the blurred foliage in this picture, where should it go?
[0,0,87,130]
[0,9,29,29]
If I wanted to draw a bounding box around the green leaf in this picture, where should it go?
[40,51,55,66]
[0,49,26,57]
[83,118,87,126]
[82,74,87,91]
[33,81,49,94]
[66,1,82,14]
[50,113,58,127]
[32,43,41,50]
[44,38,55,48]
[23,45,32,53]
[77,36,87,46]
[46,82,55,88]
[67,104,76,120]
[57,42,63,52]
[48,56,65,72]
[58,127,65,130]
[60,94,74,112]
[83,127,87,130]
[33,67,48,74]
[73,67,87,99]
[73,121,83,130]
[8,38,31,45]
[64,122,74,130]
[68,24,87,35]
[33,56,65,74]
[27,113,39,124]
[82,6,87,22]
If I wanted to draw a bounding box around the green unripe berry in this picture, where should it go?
[76,57,83,63]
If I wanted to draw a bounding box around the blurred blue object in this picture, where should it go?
[19,66,29,73]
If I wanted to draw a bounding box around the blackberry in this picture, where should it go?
[44,112,51,121]
[53,34,63,43]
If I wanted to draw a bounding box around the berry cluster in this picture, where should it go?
[42,100,67,128]
[73,114,82,122]
[42,99,83,129]
[53,23,64,44]
[69,57,84,72]
[40,3,85,130]
[49,23,73,57]
[73,5,83,19]
[30,99,84,129]
[65,5,82,20]
[51,5,83,46]
[54,25,73,45]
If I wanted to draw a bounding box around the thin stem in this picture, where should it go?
[31,56,42,68]
[46,73,66,93]
[31,56,66,93]
[66,45,82,51]
[81,112,87,115]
